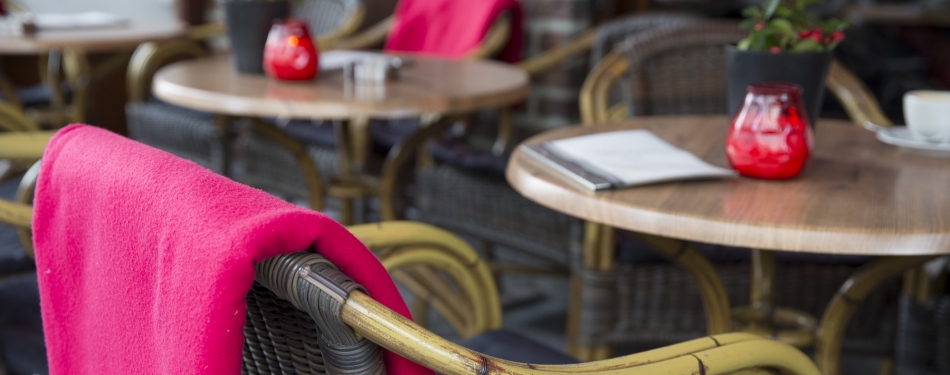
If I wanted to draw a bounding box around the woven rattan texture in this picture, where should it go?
[243,252,385,375]
[617,22,745,117]
[126,101,226,173]
[240,133,339,202]
[294,0,360,36]
[578,262,898,353]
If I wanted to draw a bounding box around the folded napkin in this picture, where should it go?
[384,0,523,62]
[33,125,431,375]
[33,11,128,30]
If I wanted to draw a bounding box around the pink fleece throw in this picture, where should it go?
[33,125,432,375]
[384,0,524,62]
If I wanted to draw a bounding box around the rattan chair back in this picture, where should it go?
[245,252,386,375]
[294,0,366,45]
[581,21,745,124]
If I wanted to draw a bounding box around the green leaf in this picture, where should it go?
[771,19,796,38]
[793,38,822,52]
[741,6,763,18]
[738,38,752,50]
[740,18,759,30]
[763,0,781,19]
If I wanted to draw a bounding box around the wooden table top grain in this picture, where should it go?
[0,21,186,54]
[152,54,530,120]
[506,115,950,256]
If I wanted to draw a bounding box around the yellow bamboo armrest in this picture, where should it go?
[0,102,39,131]
[516,29,596,76]
[187,21,226,41]
[331,16,394,51]
[826,59,893,129]
[127,39,210,103]
[0,198,32,229]
[0,131,54,160]
[465,13,513,60]
[343,291,821,375]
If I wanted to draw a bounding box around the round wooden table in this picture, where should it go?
[0,20,187,126]
[506,115,950,375]
[153,53,530,224]
[153,54,530,120]
[0,21,185,54]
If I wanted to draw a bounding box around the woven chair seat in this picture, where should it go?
[126,100,226,174]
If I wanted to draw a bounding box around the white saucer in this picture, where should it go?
[876,127,950,158]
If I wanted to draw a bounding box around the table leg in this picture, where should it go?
[566,221,615,361]
[815,255,939,375]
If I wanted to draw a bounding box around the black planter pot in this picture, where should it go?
[224,0,291,74]
[726,45,833,127]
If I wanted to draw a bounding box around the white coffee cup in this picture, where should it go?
[904,90,950,143]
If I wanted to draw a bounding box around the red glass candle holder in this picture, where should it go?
[726,83,814,180]
[263,18,318,81]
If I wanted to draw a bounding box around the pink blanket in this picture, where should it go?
[33,125,431,375]
[384,0,523,62]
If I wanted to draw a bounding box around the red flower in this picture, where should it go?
[754,23,765,31]
[830,31,845,42]
[770,46,782,54]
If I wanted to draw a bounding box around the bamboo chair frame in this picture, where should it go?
[580,53,892,130]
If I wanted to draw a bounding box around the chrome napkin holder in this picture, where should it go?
[342,57,407,84]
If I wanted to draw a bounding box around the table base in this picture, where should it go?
[566,224,942,375]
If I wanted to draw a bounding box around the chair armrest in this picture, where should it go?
[516,29,596,77]
[187,21,226,41]
[127,39,210,103]
[343,292,822,375]
[826,59,893,129]
[349,221,502,337]
[0,198,31,230]
[0,131,53,160]
[466,13,513,60]
[330,16,393,51]
[378,115,462,221]
[0,102,39,131]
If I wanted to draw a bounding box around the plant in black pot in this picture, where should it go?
[224,0,292,73]
[727,0,849,127]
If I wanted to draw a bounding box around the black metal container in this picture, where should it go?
[224,0,291,74]
[726,45,833,127]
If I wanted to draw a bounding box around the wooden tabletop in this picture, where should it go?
[152,54,531,120]
[0,21,186,54]
[507,115,950,256]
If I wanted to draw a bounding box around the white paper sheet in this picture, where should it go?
[33,11,128,30]
[542,129,735,189]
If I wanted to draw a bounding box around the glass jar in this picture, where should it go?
[263,18,318,81]
[726,83,814,180]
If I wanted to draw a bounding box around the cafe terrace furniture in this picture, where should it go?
[506,115,950,375]
[385,12,695,276]
[571,19,907,361]
[0,170,822,375]
[126,0,366,175]
[150,54,529,225]
[0,18,185,127]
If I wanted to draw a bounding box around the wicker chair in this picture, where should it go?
[241,242,821,375]
[125,0,366,174]
[569,21,901,360]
